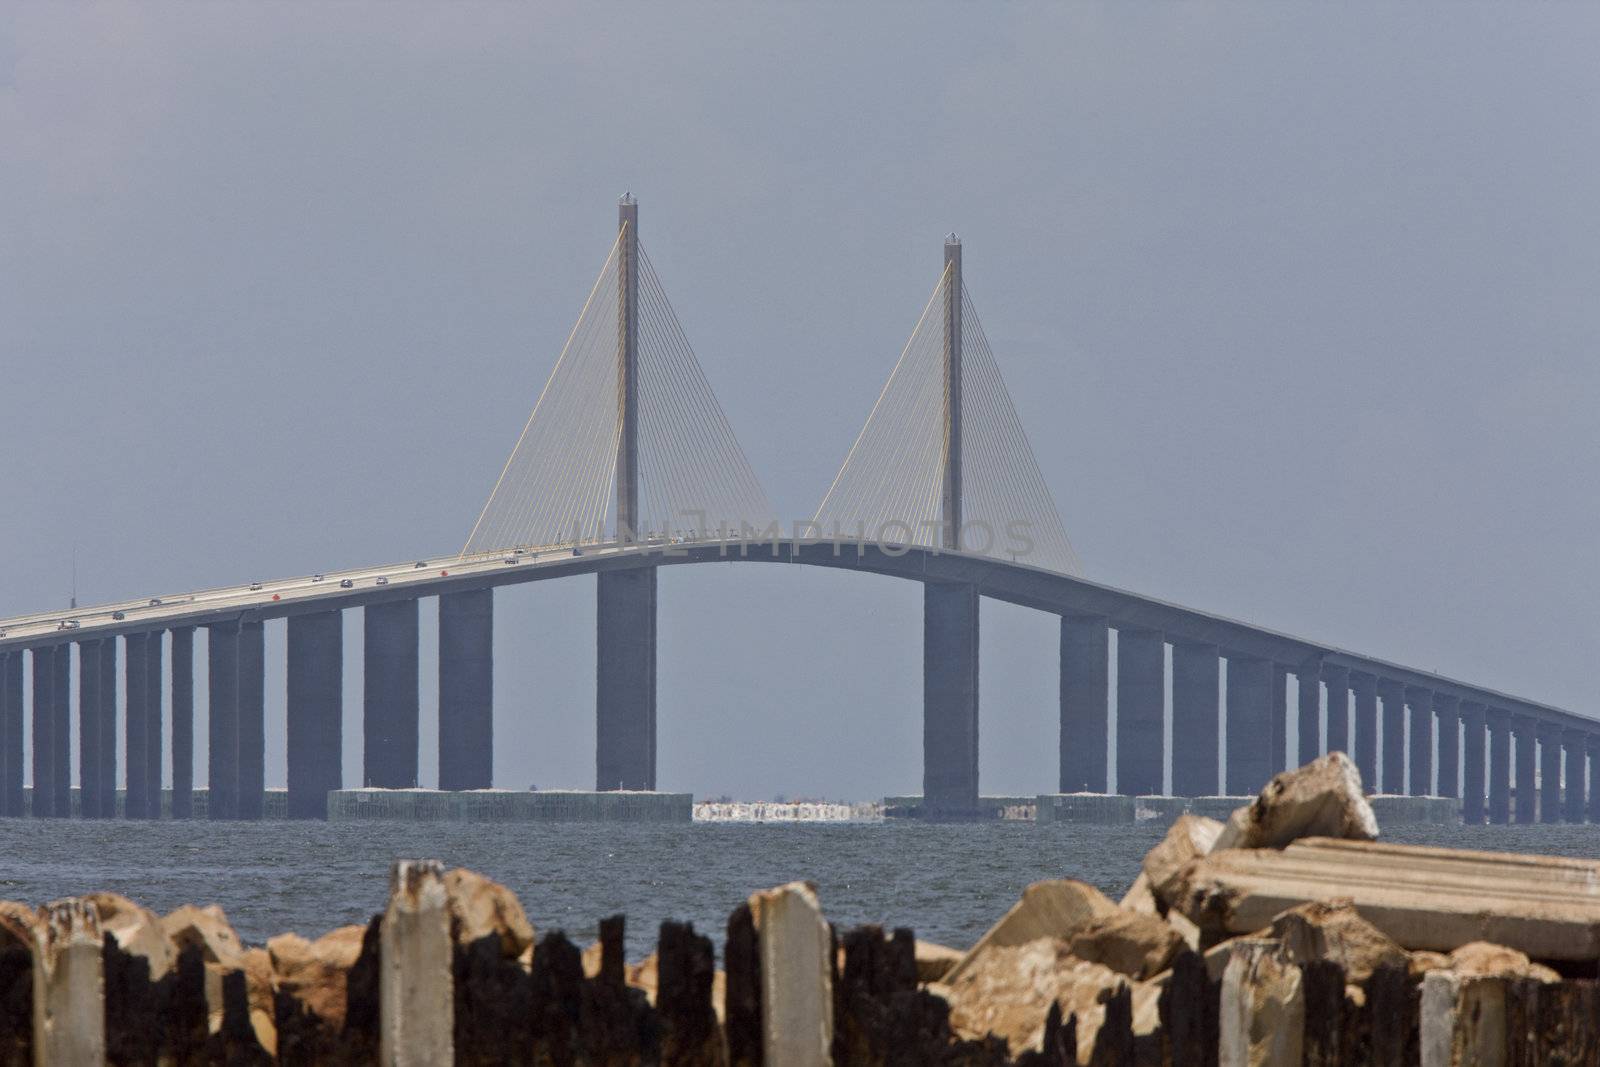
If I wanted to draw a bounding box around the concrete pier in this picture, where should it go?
[98,638,116,820]
[238,618,266,819]
[1351,671,1377,790]
[171,627,194,818]
[1460,702,1485,824]
[1589,735,1600,825]
[1171,642,1220,797]
[1434,693,1459,799]
[1225,656,1272,796]
[1270,664,1289,775]
[365,599,420,789]
[1538,722,1562,824]
[32,647,56,817]
[0,651,20,815]
[1296,664,1320,766]
[1512,714,1536,825]
[208,620,239,819]
[438,589,493,791]
[1060,615,1109,794]
[287,610,343,819]
[77,641,100,818]
[1378,678,1405,795]
[52,644,69,815]
[1487,707,1511,825]
[126,634,149,819]
[1323,665,1350,757]
[1116,629,1163,797]
[1563,728,1585,823]
[1406,685,1432,796]
[597,569,657,792]
[144,631,163,819]
[922,582,980,814]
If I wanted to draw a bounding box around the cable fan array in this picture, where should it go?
[812,268,1082,577]
[463,231,773,556]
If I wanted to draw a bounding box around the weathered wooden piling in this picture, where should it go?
[30,898,105,1066]
[379,860,453,1067]
[1218,938,1302,1067]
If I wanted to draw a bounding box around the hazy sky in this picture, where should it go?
[3,4,1596,800]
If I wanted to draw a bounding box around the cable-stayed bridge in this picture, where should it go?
[0,199,1585,824]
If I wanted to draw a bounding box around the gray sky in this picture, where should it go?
[2,4,1596,800]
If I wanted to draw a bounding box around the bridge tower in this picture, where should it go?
[596,195,657,790]
[923,235,981,817]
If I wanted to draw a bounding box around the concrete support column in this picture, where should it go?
[1296,662,1321,766]
[380,860,454,1066]
[1377,679,1405,794]
[1511,714,1536,825]
[238,619,265,820]
[922,582,979,815]
[31,647,56,817]
[1434,694,1460,800]
[98,640,116,817]
[125,634,149,819]
[1459,703,1485,824]
[1589,735,1600,825]
[1060,616,1109,794]
[1322,664,1350,757]
[30,898,106,1063]
[1406,685,1433,796]
[1538,722,1561,824]
[144,632,163,818]
[207,621,240,820]
[1269,664,1289,775]
[1486,707,1511,825]
[438,589,493,791]
[287,610,343,819]
[170,627,194,818]
[77,642,100,818]
[1225,656,1273,796]
[1,652,21,816]
[596,570,658,792]
[1563,728,1586,824]
[1116,629,1163,797]
[1170,642,1219,797]
[1351,672,1378,791]
[365,599,420,789]
[52,645,69,816]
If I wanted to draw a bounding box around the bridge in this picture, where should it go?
[0,198,1586,825]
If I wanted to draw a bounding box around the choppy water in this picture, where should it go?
[3,818,1599,958]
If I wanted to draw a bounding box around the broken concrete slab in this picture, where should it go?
[1065,909,1185,980]
[162,903,246,968]
[941,937,1159,1061]
[86,891,176,981]
[1215,752,1378,851]
[1421,970,1506,1067]
[1179,837,1600,961]
[442,867,534,958]
[1270,900,1408,983]
[1142,814,1225,910]
[945,879,1119,985]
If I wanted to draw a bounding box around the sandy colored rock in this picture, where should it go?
[0,901,35,945]
[86,891,176,979]
[914,940,964,983]
[1215,752,1378,851]
[444,867,534,957]
[1178,837,1600,961]
[1445,942,1559,982]
[1143,815,1225,910]
[1168,908,1201,952]
[1065,909,1185,980]
[163,903,245,967]
[1408,950,1451,977]
[1119,871,1159,914]
[240,946,278,1056]
[945,879,1119,984]
[1270,900,1407,982]
[269,924,366,1029]
[942,937,1159,1060]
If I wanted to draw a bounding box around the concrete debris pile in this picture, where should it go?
[5,752,1600,1063]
